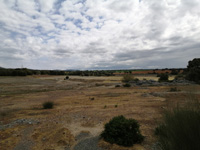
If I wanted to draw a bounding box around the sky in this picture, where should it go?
[0,0,200,70]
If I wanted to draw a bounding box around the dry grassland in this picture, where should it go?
[0,75,199,150]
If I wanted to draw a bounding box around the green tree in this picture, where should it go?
[186,58,200,83]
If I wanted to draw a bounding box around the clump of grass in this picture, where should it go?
[115,104,118,108]
[115,84,121,87]
[169,87,179,92]
[123,83,131,87]
[122,74,134,83]
[155,108,200,150]
[43,101,54,109]
[155,91,200,150]
[104,105,107,109]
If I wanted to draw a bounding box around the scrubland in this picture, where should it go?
[0,75,199,150]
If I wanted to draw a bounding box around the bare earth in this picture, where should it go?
[0,75,199,150]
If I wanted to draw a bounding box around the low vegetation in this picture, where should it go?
[43,101,54,109]
[158,73,169,82]
[122,74,134,83]
[186,58,200,83]
[123,83,131,87]
[101,115,144,147]
[169,87,178,92]
[155,93,200,150]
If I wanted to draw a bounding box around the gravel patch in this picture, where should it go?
[0,118,40,130]
[74,136,103,150]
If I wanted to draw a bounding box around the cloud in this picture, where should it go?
[0,0,200,69]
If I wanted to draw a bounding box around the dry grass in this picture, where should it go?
[0,75,199,150]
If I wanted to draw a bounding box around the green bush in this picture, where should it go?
[155,108,200,150]
[122,74,134,83]
[115,84,121,87]
[43,101,54,109]
[158,73,169,82]
[101,115,144,147]
[169,87,178,92]
[123,83,131,87]
[186,58,200,83]
[174,74,184,80]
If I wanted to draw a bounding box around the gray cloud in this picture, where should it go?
[0,0,200,70]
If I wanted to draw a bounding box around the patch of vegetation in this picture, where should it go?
[43,101,54,109]
[104,105,107,109]
[123,83,131,87]
[155,108,200,150]
[169,87,179,92]
[0,68,66,76]
[155,92,200,150]
[186,58,200,83]
[134,78,139,82]
[158,73,169,82]
[115,84,121,87]
[115,104,118,108]
[101,115,144,147]
[122,74,134,83]
[174,74,185,80]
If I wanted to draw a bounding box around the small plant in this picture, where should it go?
[43,101,54,109]
[134,78,139,81]
[174,74,184,80]
[169,87,178,92]
[101,115,144,147]
[104,105,107,109]
[123,83,131,87]
[122,74,134,83]
[115,104,118,108]
[115,84,121,87]
[158,73,169,82]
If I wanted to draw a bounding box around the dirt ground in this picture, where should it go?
[0,75,199,150]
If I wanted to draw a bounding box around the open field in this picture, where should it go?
[0,75,199,150]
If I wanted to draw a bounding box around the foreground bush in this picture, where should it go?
[43,101,54,109]
[101,115,144,147]
[155,108,200,150]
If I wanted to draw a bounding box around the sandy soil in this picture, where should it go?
[0,75,199,150]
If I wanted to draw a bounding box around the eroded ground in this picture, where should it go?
[0,75,199,150]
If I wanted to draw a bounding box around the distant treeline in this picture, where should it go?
[67,70,115,76]
[0,68,66,76]
[0,68,186,76]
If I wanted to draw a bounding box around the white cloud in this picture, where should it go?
[0,0,200,69]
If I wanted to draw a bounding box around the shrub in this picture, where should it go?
[43,101,54,109]
[169,87,178,92]
[123,83,131,87]
[158,73,169,82]
[186,58,200,83]
[115,84,121,87]
[174,74,184,80]
[155,108,200,150]
[101,115,144,147]
[122,74,134,83]
[134,78,139,82]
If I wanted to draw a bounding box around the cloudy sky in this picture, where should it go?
[0,0,200,70]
